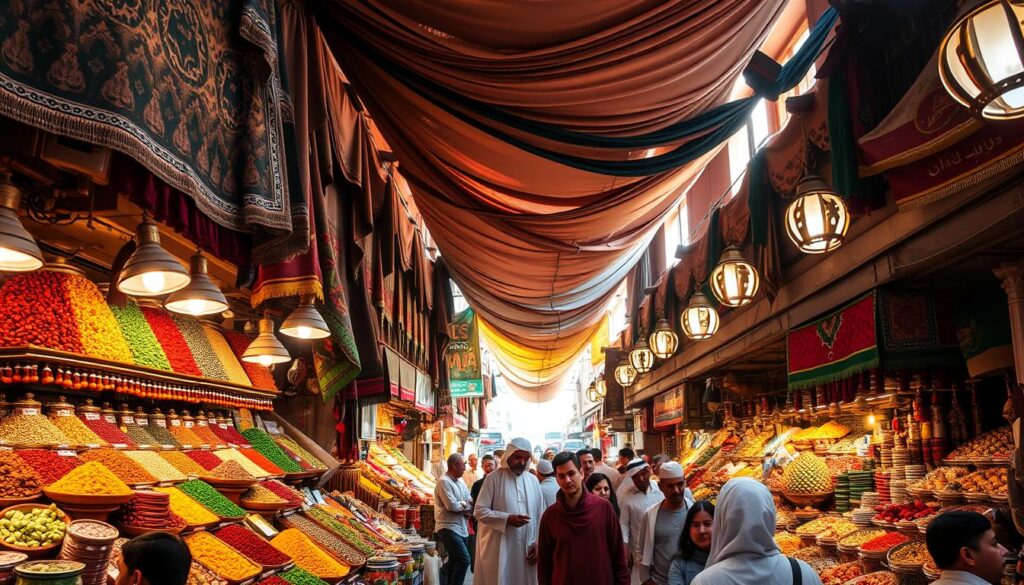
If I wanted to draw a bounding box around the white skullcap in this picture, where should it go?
[536,459,554,475]
[658,461,685,480]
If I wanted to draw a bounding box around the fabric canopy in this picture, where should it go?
[316,0,832,397]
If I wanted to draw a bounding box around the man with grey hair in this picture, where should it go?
[434,453,473,585]
[474,438,545,585]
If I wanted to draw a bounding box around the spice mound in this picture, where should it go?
[0,504,67,548]
[214,524,290,566]
[152,487,218,526]
[270,529,349,578]
[260,481,304,507]
[79,449,156,485]
[123,451,187,483]
[158,452,208,477]
[0,413,69,447]
[240,429,302,473]
[208,460,254,481]
[860,532,908,552]
[241,485,286,505]
[0,451,42,497]
[17,451,81,487]
[184,532,260,582]
[279,568,329,585]
[177,480,245,518]
[889,541,932,566]
[47,462,132,496]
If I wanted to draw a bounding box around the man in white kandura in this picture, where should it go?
[617,458,664,585]
[474,438,546,585]
[537,459,559,509]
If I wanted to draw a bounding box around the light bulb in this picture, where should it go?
[186,299,207,316]
[258,354,274,367]
[295,325,312,339]
[868,414,876,426]
[141,271,166,294]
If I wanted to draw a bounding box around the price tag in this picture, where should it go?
[54,410,72,417]
[111,443,128,450]
[56,449,75,456]
[103,415,117,424]
[263,421,280,434]
[170,419,181,427]
[84,413,100,421]
[184,421,194,428]
[155,419,166,428]
[0,446,13,452]
[138,419,150,427]
[193,526,206,532]
[123,416,135,425]
[19,408,39,416]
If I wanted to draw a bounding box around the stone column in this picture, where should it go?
[995,261,1024,387]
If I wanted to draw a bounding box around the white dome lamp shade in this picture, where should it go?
[117,217,191,296]
[0,177,44,272]
[164,252,229,316]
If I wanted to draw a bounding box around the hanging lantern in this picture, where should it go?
[613,355,637,387]
[628,337,655,374]
[648,318,679,359]
[0,177,43,272]
[709,246,760,307]
[939,0,1024,120]
[280,294,331,339]
[164,252,229,316]
[241,317,290,367]
[680,292,720,340]
[586,381,599,403]
[785,176,850,254]
[594,376,607,398]
[117,217,191,296]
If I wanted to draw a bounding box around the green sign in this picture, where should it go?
[448,308,483,398]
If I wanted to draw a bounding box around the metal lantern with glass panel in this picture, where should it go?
[586,381,599,403]
[648,318,679,359]
[785,176,850,254]
[939,0,1024,120]
[681,291,720,340]
[117,217,191,296]
[709,246,760,307]
[614,355,638,387]
[242,317,290,367]
[164,252,229,316]
[0,177,43,272]
[628,337,655,374]
[280,294,330,339]
[595,375,607,398]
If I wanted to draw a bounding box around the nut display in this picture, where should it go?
[818,562,862,585]
[0,451,42,497]
[908,466,970,492]
[0,505,67,548]
[946,427,1013,461]
[890,541,932,566]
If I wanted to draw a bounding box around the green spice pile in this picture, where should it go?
[279,568,330,585]
[177,480,245,518]
[122,424,158,447]
[305,507,374,555]
[142,423,181,447]
[275,438,326,470]
[240,429,302,473]
[109,303,171,370]
[171,315,229,381]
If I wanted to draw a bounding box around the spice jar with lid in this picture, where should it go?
[363,557,399,585]
[14,561,85,585]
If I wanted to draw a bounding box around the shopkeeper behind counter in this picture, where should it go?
[115,532,193,585]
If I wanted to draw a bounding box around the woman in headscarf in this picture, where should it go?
[586,472,620,516]
[691,479,822,585]
[667,500,714,585]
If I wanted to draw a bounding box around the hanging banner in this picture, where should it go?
[601,348,626,419]
[653,387,685,429]
[787,292,879,390]
[447,308,483,398]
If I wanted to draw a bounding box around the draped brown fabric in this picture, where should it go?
[315,0,787,395]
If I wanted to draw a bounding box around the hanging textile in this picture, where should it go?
[0,0,305,261]
[954,286,1014,378]
[309,2,841,395]
[858,51,1024,209]
[787,289,963,389]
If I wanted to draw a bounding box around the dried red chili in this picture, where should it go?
[186,450,223,470]
[215,524,290,566]
[861,532,908,552]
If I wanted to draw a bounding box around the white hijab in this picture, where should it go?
[695,478,822,585]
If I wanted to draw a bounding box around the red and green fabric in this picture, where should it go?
[788,292,879,390]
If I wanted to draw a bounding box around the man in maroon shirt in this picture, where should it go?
[538,451,630,585]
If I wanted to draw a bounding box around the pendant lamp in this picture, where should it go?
[680,292,720,340]
[164,252,228,316]
[785,176,850,254]
[586,381,599,403]
[628,337,655,374]
[0,177,44,272]
[709,246,760,307]
[648,318,679,359]
[594,375,607,398]
[280,294,330,339]
[117,217,190,296]
[614,355,637,387]
[241,317,290,367]
[939,0,1024,120]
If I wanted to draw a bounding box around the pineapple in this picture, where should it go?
[783,452,833,494]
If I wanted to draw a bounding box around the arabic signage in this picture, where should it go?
[447,308,484,398]
[653,387,685,428]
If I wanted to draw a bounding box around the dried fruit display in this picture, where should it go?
[818,562,862,585]
[889,541,932,566]
[846,572,896,585]
[945,468,1007,495]
[783,453,832,493]
[838,529,886,548]
[0,450,42,497]
[946,427,1013,461]
[824,456,862,476]
[774,532,802,554]
[139,307,203,376]
[109,303,171,370]
[907,466,970,492]
[795,516,855,537]
[872,501,939,524]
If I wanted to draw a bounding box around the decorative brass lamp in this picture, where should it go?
[648,318,679,359]
[280,295,331,340]
[241,317,290,367]
[629,336,655,374]
[614,355,638,387]
[709,246,760,307]
[0,177,44,272]
[117,217,190,296]
[785,176,850,254]
[680,292,720,340]
[164,252,228,316]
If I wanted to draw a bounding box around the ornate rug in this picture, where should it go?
[0,0,301,258]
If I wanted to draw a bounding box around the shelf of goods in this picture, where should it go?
[680,416,1019,585]
[0,264,277,410]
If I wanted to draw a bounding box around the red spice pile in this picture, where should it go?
[261,480,304,506]
[186,450,223,471]
[17,449,82,485]
[215,524,290,565]
[139,307,204,377]
[860,532,908,552]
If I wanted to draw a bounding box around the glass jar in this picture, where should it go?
[14,561,85,585]
[363,557,399,585]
